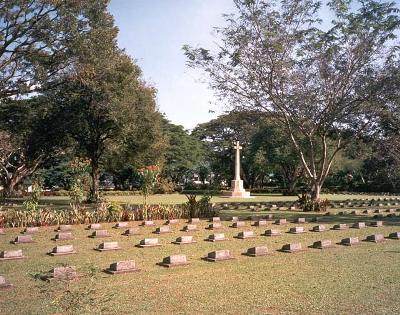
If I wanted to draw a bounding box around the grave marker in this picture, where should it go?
[312,240,333,249]
[388,232,400,239]
[265,229,281,236]
[13,235,34,244]
[205,250,234,262]
[232,221,245,228]
[294,218,306,223]
[105,260,140,274]
[333,224,348,230]
[245,246,271,257]
[254,220,267,227]
[95,241,121,251]
[57,225,72,232]
[189,218,200,224]
[352,222,366,229]
[155,226,171,234]
[236,231,257,239]
[90,230,110,238]
[160,255,189,267]
[0,275,12,289]
[123,228,141,236]
[371,221,383,227]
[183,224,198,232]
[173,235,196,244]
[54,232,74,241]
[88,223,102,230]
[274,219,287,225]
[114,222,129,229]
[340,237,359,246]
[312,225,326,232]
[49,245,76,256]
[138,238,161,247]
[281,243,303,253]
[142,220,155,226]
[208,223,223,230]
[365,234,385,243]
[23,227,38,234]
[0,249,24,260]
[167,219,179,225]
[289,226,305,234]
[207,233,228,242]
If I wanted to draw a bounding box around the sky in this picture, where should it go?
[108,0,236,130]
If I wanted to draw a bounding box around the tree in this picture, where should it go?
[48,3,165,202]
[0,97,63,196]
[184,0,400,202]
[161,117,205,184]
[0,0,105,100]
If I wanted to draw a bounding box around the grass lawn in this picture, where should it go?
[10,193,400,207]
[0,206,400,314]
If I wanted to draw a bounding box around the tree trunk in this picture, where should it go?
[89,160,100,203]
[311,182,321,202]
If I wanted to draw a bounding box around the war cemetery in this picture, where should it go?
[1,0,400,314]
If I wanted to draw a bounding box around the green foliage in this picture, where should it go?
[297,192,329,212]
[184,194,218,218]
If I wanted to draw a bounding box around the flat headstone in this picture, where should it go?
[49,245,76,256]
[24,227,38,234]
[333,224,348,230]
[0,249,24,260]
[237,231,256,239]
[340,237,359,246]
[161,255,189,267]
[123,228,141,236]
[206,249,233,262]
[312,225,326,232]
[265,229,281,236]
[254,220,267,227]
[231,216,239,222]
[155,226,171,234]
[363,209,373,214]
[246,246,270,257]
[274,219,287,225]
[167,219,179,225]
[105,260,140,274]
[294,218,306,223]
[387,209,396,213]
[114,222,128,229]
[173,235,196,244]
[232,221,245,228]
[289,226,305,234]
[89,223,102,230]
[207,233,227,242]
[0,275,12,289]
[96,241,121,251]
[54,232,74,241]
[211,217,221,222]
[49,266,78,280]
[366,234,385,243]
[312,240,333,249]
[90,230,110,238]
[142,220,155,226]
[388,232,400,239]
[371,221,383,227]
[139,238,161,247]
[208,223,223,230]
[183,224,198,232]
[57,225,72,232]
[189,218,200,224]
[264,214,273,220]
[14,235,34,244]
[281,243,303,253]
[352,222,366,229]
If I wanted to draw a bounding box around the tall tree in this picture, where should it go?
[184,0,400,202]
[0,0,104,100]
[49,3,164,201]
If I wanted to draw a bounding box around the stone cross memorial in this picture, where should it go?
[223,141,251,198]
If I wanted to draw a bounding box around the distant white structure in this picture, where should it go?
[224,141,251,198]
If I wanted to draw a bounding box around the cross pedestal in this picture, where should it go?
[223,141,251,198]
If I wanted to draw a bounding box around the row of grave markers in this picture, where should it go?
[1,230,399,288]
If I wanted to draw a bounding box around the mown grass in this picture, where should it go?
[7,193,400,207]
[0,206,400,314]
